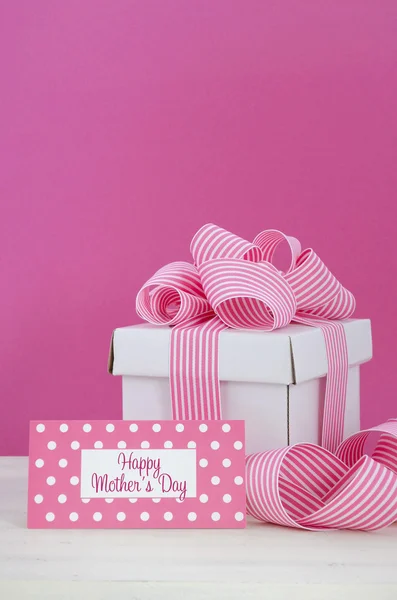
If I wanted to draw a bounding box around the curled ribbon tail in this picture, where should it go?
[247,419,397,531]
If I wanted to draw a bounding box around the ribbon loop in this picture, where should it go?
[285,249,342,312]
[309,286,356,320]
[253,229,302,274]
[191,223,262,266]
[198,259,297,330]
[136,261,213,326]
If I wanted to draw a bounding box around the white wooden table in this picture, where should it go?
[1,457,396,599]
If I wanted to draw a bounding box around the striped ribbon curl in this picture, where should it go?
[136,223,355,453]
[246,419,397,531]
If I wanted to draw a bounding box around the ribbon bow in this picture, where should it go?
[137,224,355,452]
[246,419,397,531]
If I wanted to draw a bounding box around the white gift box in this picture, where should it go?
[108,319,372,454]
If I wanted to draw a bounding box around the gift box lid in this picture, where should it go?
[108,319,372,385]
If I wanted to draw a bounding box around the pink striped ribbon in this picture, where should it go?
[246,419,397,530]
[136,224,355,453]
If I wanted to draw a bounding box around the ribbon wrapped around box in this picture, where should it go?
[136,224,397,530]
[137,223,355,453]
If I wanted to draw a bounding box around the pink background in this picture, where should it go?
[1,1,396,455]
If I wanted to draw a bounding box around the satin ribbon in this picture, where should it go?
[137,223,356,453]
[246,419,397,531]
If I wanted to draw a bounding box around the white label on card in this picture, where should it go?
[80,449,196,500]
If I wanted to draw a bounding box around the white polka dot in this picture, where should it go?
[164,512,173,521]
[199,494,208,503]
[211,512,221,522]
[129,498,138,503]
[211,441,220,450]
[117,512,126,522]
[93,512,102,522]
[199,458,208,468]
[71,441,80,450]
[164,441,173,448]
[105,498,114,504]
[69,512,79,522]
[81,498,91,504]
[94,441,103,449]
[83,424,92,433]
[152,423,161,432]
[187,441,196,448]
[222,423,231,433]
[211,476,220,485]
[176,424,184,432]
[118,441,127,449]
[58,459,68,468]
[152,498,161,503]
[234,441,243,450]
[34,494,43,504]
[223,494,232,503]
[141,441,150,449]
[35,459,44,468]
[188,512,197,522]
[129,423,138,433]
[45,512,55,522]
[234,476,244,485]
[176,498,184,503]
[58,494,67,504]
[106,423,115,433]
[199,424,208,432]
[59,423,68,433]
[222,458,232,468]
[46,476,56,486]
[235,512,245,522]
[36,424,45,433]
[70,476,79,486]
[140,512,150,521]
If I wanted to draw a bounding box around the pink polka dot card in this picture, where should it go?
[27,420,246,529]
